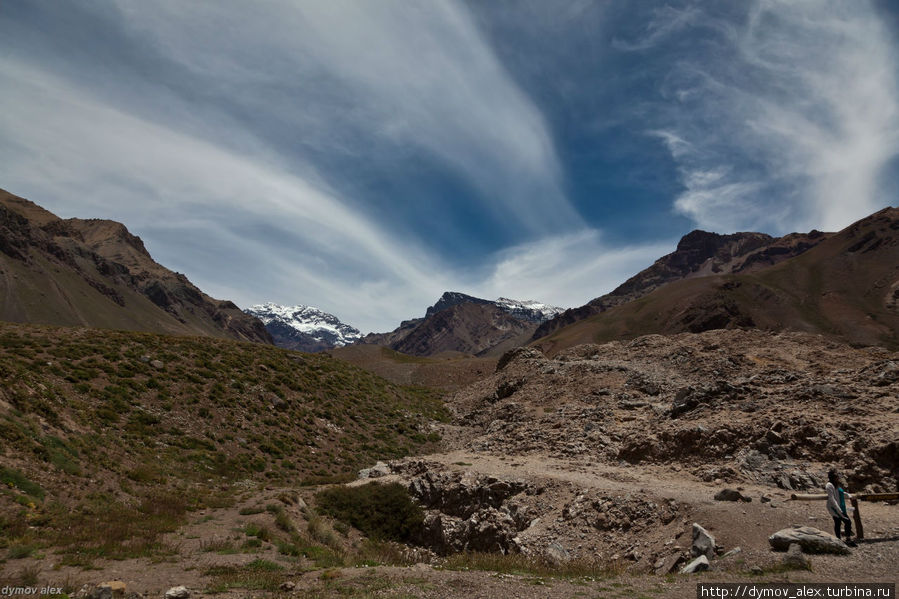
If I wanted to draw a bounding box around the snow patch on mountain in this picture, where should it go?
[493,297,565,323]
[245,303,361,350]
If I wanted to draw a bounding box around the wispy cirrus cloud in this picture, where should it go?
[0,60,448,330]
[611,4,704,52]
[475,231,671,308]
[631,1,899,233]
[0,1,587,332]
[107,0,582,234]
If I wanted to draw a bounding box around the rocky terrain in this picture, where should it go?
[339,329,897,571]
[361,292,563,357]
[451,330,897,491]
[1,195,897,596]
[246,303,362,352]
[0,189,271,343]
[3,326,895,597]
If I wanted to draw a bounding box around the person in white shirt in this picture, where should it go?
[825,469,856,547]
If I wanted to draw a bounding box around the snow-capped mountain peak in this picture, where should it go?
[493,297,565,323]
[245,303,361,352]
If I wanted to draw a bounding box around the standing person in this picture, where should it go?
[825,469,857,547]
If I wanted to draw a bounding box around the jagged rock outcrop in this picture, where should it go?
[369,459,684,562]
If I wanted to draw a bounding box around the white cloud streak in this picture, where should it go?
[476,231,671,310]
[112,0,581,232]
[611,4,704,52]
[0,1,593,333]
[647,0,899,233]
[0,60,446,331]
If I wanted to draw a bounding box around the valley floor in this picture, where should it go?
[2,449,897,598]
[3,329,897,597]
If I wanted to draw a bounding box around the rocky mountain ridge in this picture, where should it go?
[360,291,564,357]
[533,228,830,341]
[0,188,271,343]
[534,207,899,354]
[245,302,362,352]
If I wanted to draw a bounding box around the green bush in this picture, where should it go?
[315,482,422,542]
[0,466,45,500]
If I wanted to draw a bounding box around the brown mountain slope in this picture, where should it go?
[534,207,899,355]
[360,292,556,358]
[391,302,537,357]
[532,229,830,341]
[329,343,496,390]
[0,188,271,343]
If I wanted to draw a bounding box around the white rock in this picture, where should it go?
[164,587,190,599]
[681,555,710,574]
[691,523,716,558]
[358,461,391,479]
[768,526,849,555]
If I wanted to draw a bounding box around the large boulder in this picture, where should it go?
[418,507,520,554]
[714,488,751,502]
[691,523,716,558]
[358,461,391,479]
[768,526,850,555]
[465,507,519,553]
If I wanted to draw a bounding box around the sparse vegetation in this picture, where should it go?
[205,559,286,592]
[238,505,265,515]
[440,552,627,579]
[0,466,45,500]
[200,538,237,554]
[0,321,449,567]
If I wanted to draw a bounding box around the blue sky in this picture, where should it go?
[2,1,898,333]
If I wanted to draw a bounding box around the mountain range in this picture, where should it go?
[531,228,831,341]
[249,293,565,356]
[245,303,362,353]
[2,186,897,357]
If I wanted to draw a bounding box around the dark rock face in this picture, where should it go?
[361,292,562,357]
[383,461,534,555]
[426,292,494,319]
[391,302,537,357]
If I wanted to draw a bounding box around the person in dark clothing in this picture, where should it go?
[825,469,857,547]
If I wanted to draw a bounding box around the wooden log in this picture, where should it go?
[851,497,864,540]
[856,492,899,501]
[790,493,827,500]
